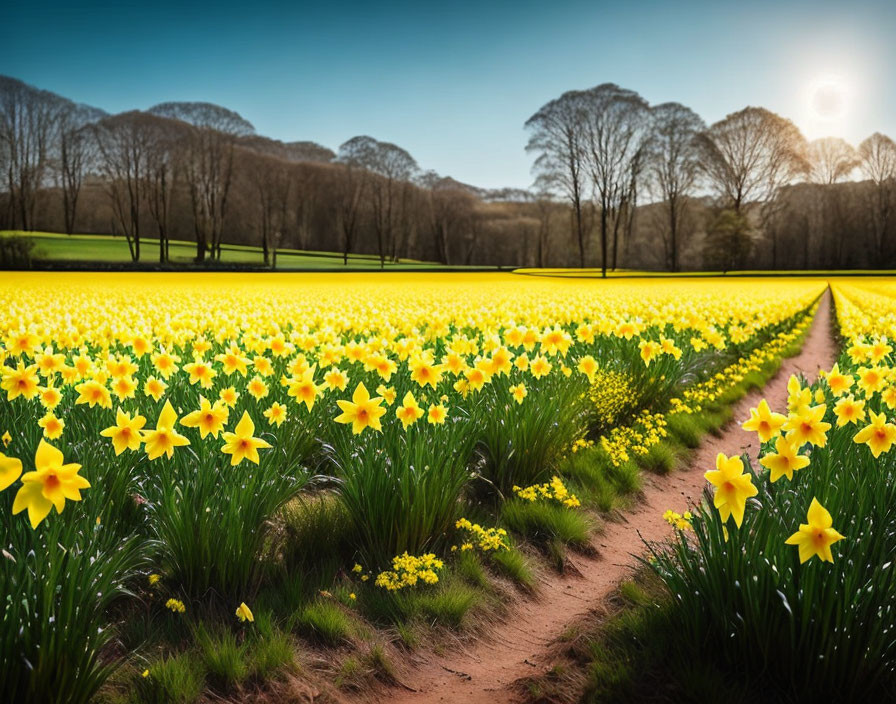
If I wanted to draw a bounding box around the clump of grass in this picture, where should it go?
[411,581,480,629]
[365,643,396,681]
[501,497,590,548]
[471,374,591,496]
[456,549,490,589]
[292,600,354,646]
[637,441,679,475]
[250,630,295,679]
[136,652,206,704]
[561,447,641,512]
[195,626,248,690]
[491,545,535,589]
[666,413,703,449]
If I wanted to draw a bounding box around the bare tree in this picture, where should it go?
[858,132,896,262]
[806,138,858,266]
[337,136,418,267]
[148,102,254,262]
[92,112,155,261]
[646,102,705,271]
[807,137,859,185]
[525,90,590,267]
[144,116,188,262]
[418,172,476,265]
[580,84,651,276]
[240,148,292,267]
[697,107,808,267]
[0,76,64,230]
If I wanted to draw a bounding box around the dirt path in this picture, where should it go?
[379,289,837,704]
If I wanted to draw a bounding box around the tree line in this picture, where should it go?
[2,74,895,270]
[525,83,896,272]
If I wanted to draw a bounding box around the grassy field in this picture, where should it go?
[0,231,477,270]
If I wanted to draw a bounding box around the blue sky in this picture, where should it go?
[4,0,894,188]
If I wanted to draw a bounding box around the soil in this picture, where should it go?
[377,289,838,704]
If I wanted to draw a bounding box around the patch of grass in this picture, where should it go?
[250,629,295,680]
[637,441,679,475]
[491,546,535,589]
[411,581,480,629]
[136,652,205,704]
[455,549,490,589]
[501,498,590,548]
[335,656,364,688]
[561,447,641,512]
[195,626,249,691]
[292,600,354,646]
[365,643,396,681]
[666,413,703,449]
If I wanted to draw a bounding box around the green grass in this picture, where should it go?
[136,652,206,704]
[0,230,488,269]
[501,498,591,548]
[292,600,355,646]
[195,626,249,691]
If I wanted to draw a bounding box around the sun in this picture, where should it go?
[808,77,847,121]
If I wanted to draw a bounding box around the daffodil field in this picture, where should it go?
[646,279,896,701]
[10,270,894,703]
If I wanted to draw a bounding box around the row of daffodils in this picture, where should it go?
[652,279,896,699]
[0,272,824,703]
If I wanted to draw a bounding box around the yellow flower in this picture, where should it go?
[38,411,65,440]
[143,376,167,401]
[335,383,386,434]
[74,379,112,409]
[221,411,272,465]
[141,669,150,678]
[704,453,757,528]
[38,385,63,410]
[148,573,161,586]
[12,440,91,529]
[759,436,810,482]
[142,400,191,460]
[235,602,255,623]
[0,451,23,492]
[577,355,598,382]
[180,395,229,439]
[785,498,845,564]
[100,408,146,454]
[247,375,269,400]
[1,361,40,400]
[833,395,865,427]
[263,401,288,426]
[1,431,10,447]
[509,383,527,404]
[529,355,552,378]
[287,366,322,411]
[741,399,786,442]
[853,410,896,458]
[825,363,853,396]
[782,404,831,448]
[427,403,448,425]
[183,359,216,388]
[396,391,424,428]
[165,598,186,613]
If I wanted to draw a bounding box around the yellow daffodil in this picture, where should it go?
[142,400,191,460]
[853,410,896,458]
[741,399,786,442]
[235,602,254,622]
[785,498,845,564]
[335,383,385,434]
[180,395,229,439]
[704,453,758,528]
[221,411,271,465]
[12,440,90,528]
[759,436,810,482]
